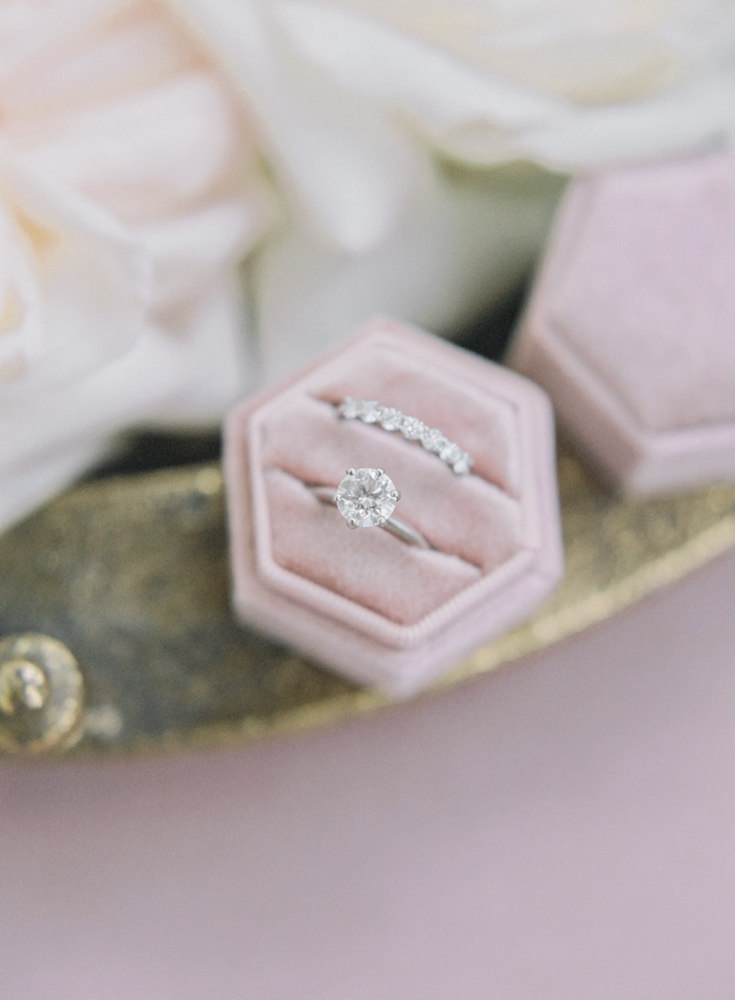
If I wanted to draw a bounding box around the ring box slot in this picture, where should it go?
[264,467,482,625]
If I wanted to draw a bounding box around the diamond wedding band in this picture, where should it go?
[338,398,473,476]
[311,467,432,549]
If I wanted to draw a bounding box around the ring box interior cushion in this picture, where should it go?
[225,319,563,695]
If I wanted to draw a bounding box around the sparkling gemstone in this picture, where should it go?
[439,440,462,463]
[335,468,399,527]
[340,397,361,420]
[399,415,424,440]
[421,428,445,452]
[453,455,472,475]
[378,407,401,431]
[358,400,382,423]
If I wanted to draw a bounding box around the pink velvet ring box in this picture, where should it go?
[512,152,735,496]
[224,318,564,695]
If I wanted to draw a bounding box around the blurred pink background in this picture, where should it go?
[1,546,734,998]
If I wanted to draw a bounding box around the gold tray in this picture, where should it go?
[2,444,735,757]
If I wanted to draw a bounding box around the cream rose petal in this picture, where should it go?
[511,75,735,169]
[266,0,735,167]
[0,0,133,77]
[20,71,245,222]
[274,0,566,133]
[0,148,169,471]
[135,194,277,312]
[0,115,252,526]
[0,0,279,532]
[170,0,428,251]
[150,270,256,422]
[0,323,183,471]
[0,143,147,393]
[0,5,197,122]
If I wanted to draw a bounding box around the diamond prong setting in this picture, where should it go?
[334,467,399,528]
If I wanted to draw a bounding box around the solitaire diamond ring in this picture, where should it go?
[338,398,473,475]
[311,467,432,549]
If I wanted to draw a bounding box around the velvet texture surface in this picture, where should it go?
[513,152,735,496]
[225,319,563,694]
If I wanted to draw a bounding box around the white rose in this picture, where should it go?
[273,0,735,168]
[177,0,735,382]
[8,0,735,529]
[0,0,277,529]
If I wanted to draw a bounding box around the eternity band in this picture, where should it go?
[337,397,473,476]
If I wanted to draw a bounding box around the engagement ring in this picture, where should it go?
[311,467,432,549]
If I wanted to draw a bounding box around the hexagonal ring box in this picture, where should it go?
[513,153,735,496]
[224,319,564,695]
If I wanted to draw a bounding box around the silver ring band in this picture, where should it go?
[337,397,473,476]
[311,485,432,549]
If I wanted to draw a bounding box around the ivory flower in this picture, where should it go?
[273,0,735,168]
[178,0,735,381]
[0,0,276,529]
[7,0,735,529]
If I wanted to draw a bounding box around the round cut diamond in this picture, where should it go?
[439,440,462,463]
[360,401,382,423]
[340,397,361,420]
[378,407,401,431]
[399,415,424,440]
[335,468,399,528]
[421,428,444,452]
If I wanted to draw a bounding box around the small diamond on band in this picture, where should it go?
[337,398,474,475]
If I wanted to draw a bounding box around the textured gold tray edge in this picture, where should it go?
[5,452,735,761]
[120,507,735,758]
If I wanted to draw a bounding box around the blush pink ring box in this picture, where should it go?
[513,152,735,496]
[224,318,564,695]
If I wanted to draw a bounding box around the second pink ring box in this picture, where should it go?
[224,318,564,695]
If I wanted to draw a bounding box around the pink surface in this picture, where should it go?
[513,152,735,495]
[225,318,563,693]
[2,549,735,998]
